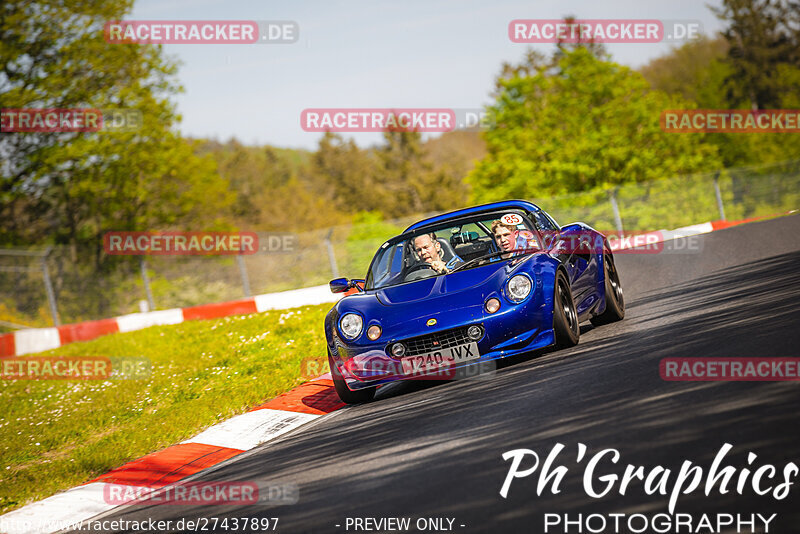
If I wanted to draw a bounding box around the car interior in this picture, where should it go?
[402,226,498,282]
[449,230,495,262]
[372,212,543,287]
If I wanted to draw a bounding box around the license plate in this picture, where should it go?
[400,342,480,375]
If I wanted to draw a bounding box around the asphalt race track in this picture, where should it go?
[70,214,800,534]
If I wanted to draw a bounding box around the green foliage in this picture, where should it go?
[311,133,378,214]
[308,131,471,220]
[640,36,732,108]
[1,0,236,320]
[2,0,234,246]
[468,47,723,203]
[711,0,800,110]
[196,139,346,232]
[639,2,800,167]
[4,3,798,325]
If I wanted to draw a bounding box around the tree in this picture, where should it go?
[711,0,800,109]
[1,0,234,320]
[639,36,731,108]
[1,0,233,248]
[422,130,481,210]
[640,2,800,167]
[374,130,432,215]
[310,132,377,214]
[467,47,723,203]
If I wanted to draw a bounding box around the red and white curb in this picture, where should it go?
[0,285,342,358]
[0,374,341,534]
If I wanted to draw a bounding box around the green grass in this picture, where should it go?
[0,304,332,514]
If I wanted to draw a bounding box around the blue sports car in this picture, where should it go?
[324,200,624,403]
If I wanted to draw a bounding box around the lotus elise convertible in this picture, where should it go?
[324,200,624,403]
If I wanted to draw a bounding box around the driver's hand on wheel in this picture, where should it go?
[430,259,448,273]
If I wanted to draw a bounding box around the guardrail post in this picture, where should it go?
[41,247,60,326]
[139,257,155,311]
[236,255,251,298]
[608,188,624,235]
[713,170,726,221]
[324,229,339,278]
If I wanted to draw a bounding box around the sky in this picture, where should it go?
[129,0,725,150]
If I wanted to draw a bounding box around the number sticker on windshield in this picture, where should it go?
[501,213,522,225]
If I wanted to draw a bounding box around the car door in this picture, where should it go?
[532,211,596,310]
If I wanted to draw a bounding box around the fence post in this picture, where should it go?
[713,170,726,221]
[609,188,624,235]
[139,257,155,311]
[41,247,60,326]
[236,255,251,298]
[324,229,339,278]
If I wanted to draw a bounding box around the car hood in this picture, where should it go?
[335,257,545,343]
[375,263,509,305]
[338,261,522,319]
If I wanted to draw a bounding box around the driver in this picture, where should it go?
[412,233,463,274]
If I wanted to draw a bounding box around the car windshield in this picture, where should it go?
[365,211,542,290]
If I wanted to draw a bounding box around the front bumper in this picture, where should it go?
[330,294,553,391]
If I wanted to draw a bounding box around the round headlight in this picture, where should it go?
[391,343,406,357]
[485,297,501,314]
[367,325,382,341]
[467,325,483,341]
[507,274,532,302]
[339,313,363,339]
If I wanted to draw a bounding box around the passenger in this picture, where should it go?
[491,220,529,258]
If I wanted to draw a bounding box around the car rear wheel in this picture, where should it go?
[591,251,625,326]
[553,270,580,349]
[328,350,376,404]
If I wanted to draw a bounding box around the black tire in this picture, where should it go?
[553,270,580,349]
[328,351,376,404]
[591,250,625,326]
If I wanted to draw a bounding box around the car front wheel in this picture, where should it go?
[328,350,376,404]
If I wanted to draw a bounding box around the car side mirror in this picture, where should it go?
[330,278,366,294]
[329,278,350,293]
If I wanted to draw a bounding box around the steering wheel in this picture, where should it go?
[404,263,437,282]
